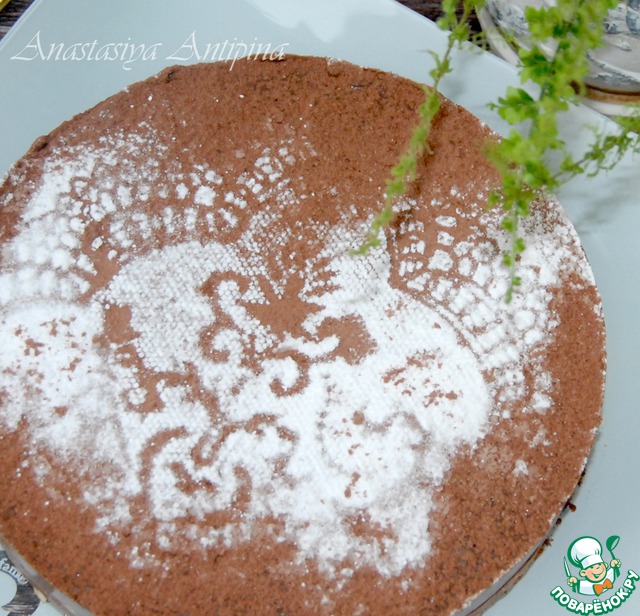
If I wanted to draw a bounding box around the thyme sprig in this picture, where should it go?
[351,0,484,255]
[555,112,640,181]
[486,0,636,301]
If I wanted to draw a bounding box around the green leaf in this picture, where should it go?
[496,86,537,124]
[519,47,551,85]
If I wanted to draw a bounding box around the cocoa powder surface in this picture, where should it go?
[0,56,605,615]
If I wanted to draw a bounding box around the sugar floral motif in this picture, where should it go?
[0,126,593,578]
[95,214,492,575]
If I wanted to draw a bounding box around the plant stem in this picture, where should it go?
[488,0,619,301]
[352,0,484,255]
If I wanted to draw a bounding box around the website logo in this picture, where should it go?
[550,535,638,613]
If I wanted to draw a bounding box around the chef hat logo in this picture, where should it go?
[568,536,605,569]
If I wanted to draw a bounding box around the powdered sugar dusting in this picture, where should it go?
[0,113,598,581]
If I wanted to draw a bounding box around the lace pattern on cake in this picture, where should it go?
[0,125,594,578]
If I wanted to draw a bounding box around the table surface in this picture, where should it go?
[0,0,31,39]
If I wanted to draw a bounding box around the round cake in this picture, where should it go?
[0,55,605,615]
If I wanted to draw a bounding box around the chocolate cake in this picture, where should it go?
[0,56,605,614]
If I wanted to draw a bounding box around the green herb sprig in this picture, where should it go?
[486,0,640,301]
[351,0,485,255]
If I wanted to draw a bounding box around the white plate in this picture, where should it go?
[1,1,639,614]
